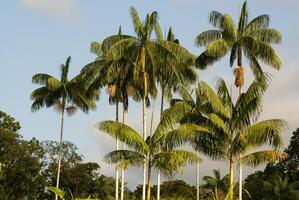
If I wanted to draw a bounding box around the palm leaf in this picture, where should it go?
[104,149,145,167]
[32,73,56,85]
[242,119,287,148]
[239,150,287,167]
[195,30,222,46]
[153,150,200,177]
[130,7,144,38]
[96,120,148,153]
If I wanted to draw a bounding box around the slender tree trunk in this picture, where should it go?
[196,157,200,200]
[239,162,243,200]
[55,99,65,200]
[115,102,119,200]
[120,106,125,200]
[229,158,234,200]
[237,47,243,200]
[147,162,152,200]
[141,46,147,200]
[157,89,164,200]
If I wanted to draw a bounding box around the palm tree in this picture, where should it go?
[101,7,195,200]
[202,169,230,200]
[262,174,299,200]
[166,79,286,200]
[31,57,97,200]
[195,0,281,87]
[155,27,198,200]
[83,26,136,200]
[162,85,217,200]
[195,2,282,199]
[96,116,199,200]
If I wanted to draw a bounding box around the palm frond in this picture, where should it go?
[238,1,248,34]
[130,6,144,38]
[248,28,281,44]
[239,150,287,167]
[96,120,148,153]
[242,119,287,148]
[32,73,55,85]
[197,81,229,118]
[101,35,135,55]
[246,14,270,30]
[222,14,238,42]
[209,11,224,28]
[153,150,200,177]
[104,149,145,166]
[205,39,229,57]
[161,123,211,150]
[195,30,222,46]
[195,51,223,70]
[255,41,281,69]
[47,77,62,91]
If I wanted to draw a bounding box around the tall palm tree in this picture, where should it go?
[195,2,282,199]
[96,117,199,200]
[101,7,195,200]
[156,27,198,200]
[166,79,286,200]
[31,57,97,200]
[202,169,230,200]
[162,85,216,200]
[83,26,136,200]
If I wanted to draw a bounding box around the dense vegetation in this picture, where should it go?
[0,111,298,199]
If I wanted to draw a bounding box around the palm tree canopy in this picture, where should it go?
[195,1,281,80]
[31,56,97,114]
[156,27,198,100]
[101,7,196,99]
[166,78,286,165]
[96,113,200,177]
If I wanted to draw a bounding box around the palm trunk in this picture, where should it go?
[115,102,119,200]
[239,162,243,200]
[237,48,243,200]
[120,106,125,200]
[55,99,65,200]
[229,158,234,200]
[157,89,164,200]
[196,158,200,200]
[141,46,147,200]
[147,162,152,200]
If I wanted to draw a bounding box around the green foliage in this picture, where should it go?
[244,128,299,200]
[31,56,97,114]
[202,169,230,200]
[195,1,281,87]
[0,111,21,132]
[0,129,47,200]
[97,115,200,177]
[134,180,196,200]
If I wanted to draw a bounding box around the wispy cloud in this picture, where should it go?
[20,0,78,19]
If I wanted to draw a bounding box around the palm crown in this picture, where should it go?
[31,56,96,113]
[97,117,199,200]
[165,78,286,199]
[195,1,281,88]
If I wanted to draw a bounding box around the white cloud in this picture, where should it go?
[20,0,77,19]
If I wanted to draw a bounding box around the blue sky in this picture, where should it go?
[1,0,299,188]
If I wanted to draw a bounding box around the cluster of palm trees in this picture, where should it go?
[31,1,287,200]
